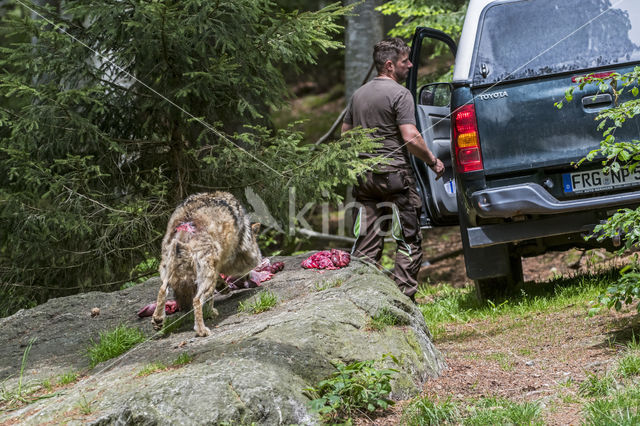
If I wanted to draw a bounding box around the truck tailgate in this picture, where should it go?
[473,66,640,176]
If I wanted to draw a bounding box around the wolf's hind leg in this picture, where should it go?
[192,254,218,337]
[151,265,170,331]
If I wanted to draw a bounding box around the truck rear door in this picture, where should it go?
[407,27,458,226]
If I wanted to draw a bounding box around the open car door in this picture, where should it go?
[407,27,459,227]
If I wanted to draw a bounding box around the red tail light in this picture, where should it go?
[453,104,483,173]
[571,71,614,83]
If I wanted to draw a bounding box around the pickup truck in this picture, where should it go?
[408,0,640,298]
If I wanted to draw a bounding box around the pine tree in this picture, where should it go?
[0,0,378,316]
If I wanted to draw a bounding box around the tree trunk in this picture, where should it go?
[344,0,383,103]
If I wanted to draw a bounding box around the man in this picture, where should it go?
[341,37,445,300]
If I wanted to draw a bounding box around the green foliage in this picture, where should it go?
[238,290,278,314]
[583,385,640,425]
[87,324,146,368]
[0,0,378,317]
[304,354,398,423]
[377,0,468,40]
[558,68,640,313]
[401,395,459,425]
[618,353,640,377]
[0,337,58,411]
[368,307,400,331]
[137,362,167,377]
[593,261,640,314]
[76,395,94,415]
[172,352,193,366]
[121,257,159,290]
[579,373,616,397]
[463,397,542,426]
[57,371,79,386]
[313,278,344,291]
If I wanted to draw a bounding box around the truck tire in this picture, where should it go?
[474,253,523,301]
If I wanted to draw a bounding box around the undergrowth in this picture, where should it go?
[238,291,278,314]
[368,307,401,331]
[400,395,542,425]
[304,354,398,423]
[0,338,58,411]
[87,324,146,368]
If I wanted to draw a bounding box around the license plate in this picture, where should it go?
[562,168,640,194]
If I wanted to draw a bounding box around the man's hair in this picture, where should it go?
[373,38,411,73]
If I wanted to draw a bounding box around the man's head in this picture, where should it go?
[373,38,412,82]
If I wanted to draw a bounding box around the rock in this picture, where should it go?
[0,254,445,425]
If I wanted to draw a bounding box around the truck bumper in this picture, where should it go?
[467,183,640,248]
[472,183,640,218]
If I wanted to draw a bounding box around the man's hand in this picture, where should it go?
[430,158,445,180]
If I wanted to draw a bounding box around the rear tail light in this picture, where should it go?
[571,71,614,83]
[453,104,483,173]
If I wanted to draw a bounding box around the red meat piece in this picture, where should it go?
[137,300,179,318]
[301,249,350,270]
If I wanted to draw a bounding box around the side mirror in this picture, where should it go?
[418,82,452,107]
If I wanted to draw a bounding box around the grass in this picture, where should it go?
[76,395,93,415]
[137,362,167,377]
[401,396,459,425]
[416,270,617,340]
[579,373,616,397]
[485,352,515,372]
[313,278,344,292]
[583,384,640,425]
[57,371,79,386]
[87,324,146,368]
[136,353,193,377]
[400,395,541,425]
[173,352,193,366]
[0,338,58,411]
[618,353,640,377]
[367,307,400,331]
[463,397,543,425]
[238,290,278,314]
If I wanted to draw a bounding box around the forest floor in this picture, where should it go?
[356,226,640,425]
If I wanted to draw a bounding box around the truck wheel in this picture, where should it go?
[474,254,523,301]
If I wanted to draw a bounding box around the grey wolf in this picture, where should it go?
[151,192,262,337]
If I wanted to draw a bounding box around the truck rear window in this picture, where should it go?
[473,0,640,85]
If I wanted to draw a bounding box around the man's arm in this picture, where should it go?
[399,123,445,179]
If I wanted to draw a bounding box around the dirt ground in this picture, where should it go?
[356,225,639,425]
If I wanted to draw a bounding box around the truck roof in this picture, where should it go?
[452,0,495,84]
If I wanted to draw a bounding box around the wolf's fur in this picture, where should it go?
[151,192,262,337]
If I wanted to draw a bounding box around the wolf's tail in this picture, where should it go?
[174,284,196,312]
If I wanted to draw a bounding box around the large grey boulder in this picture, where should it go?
[0,254,445,425]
